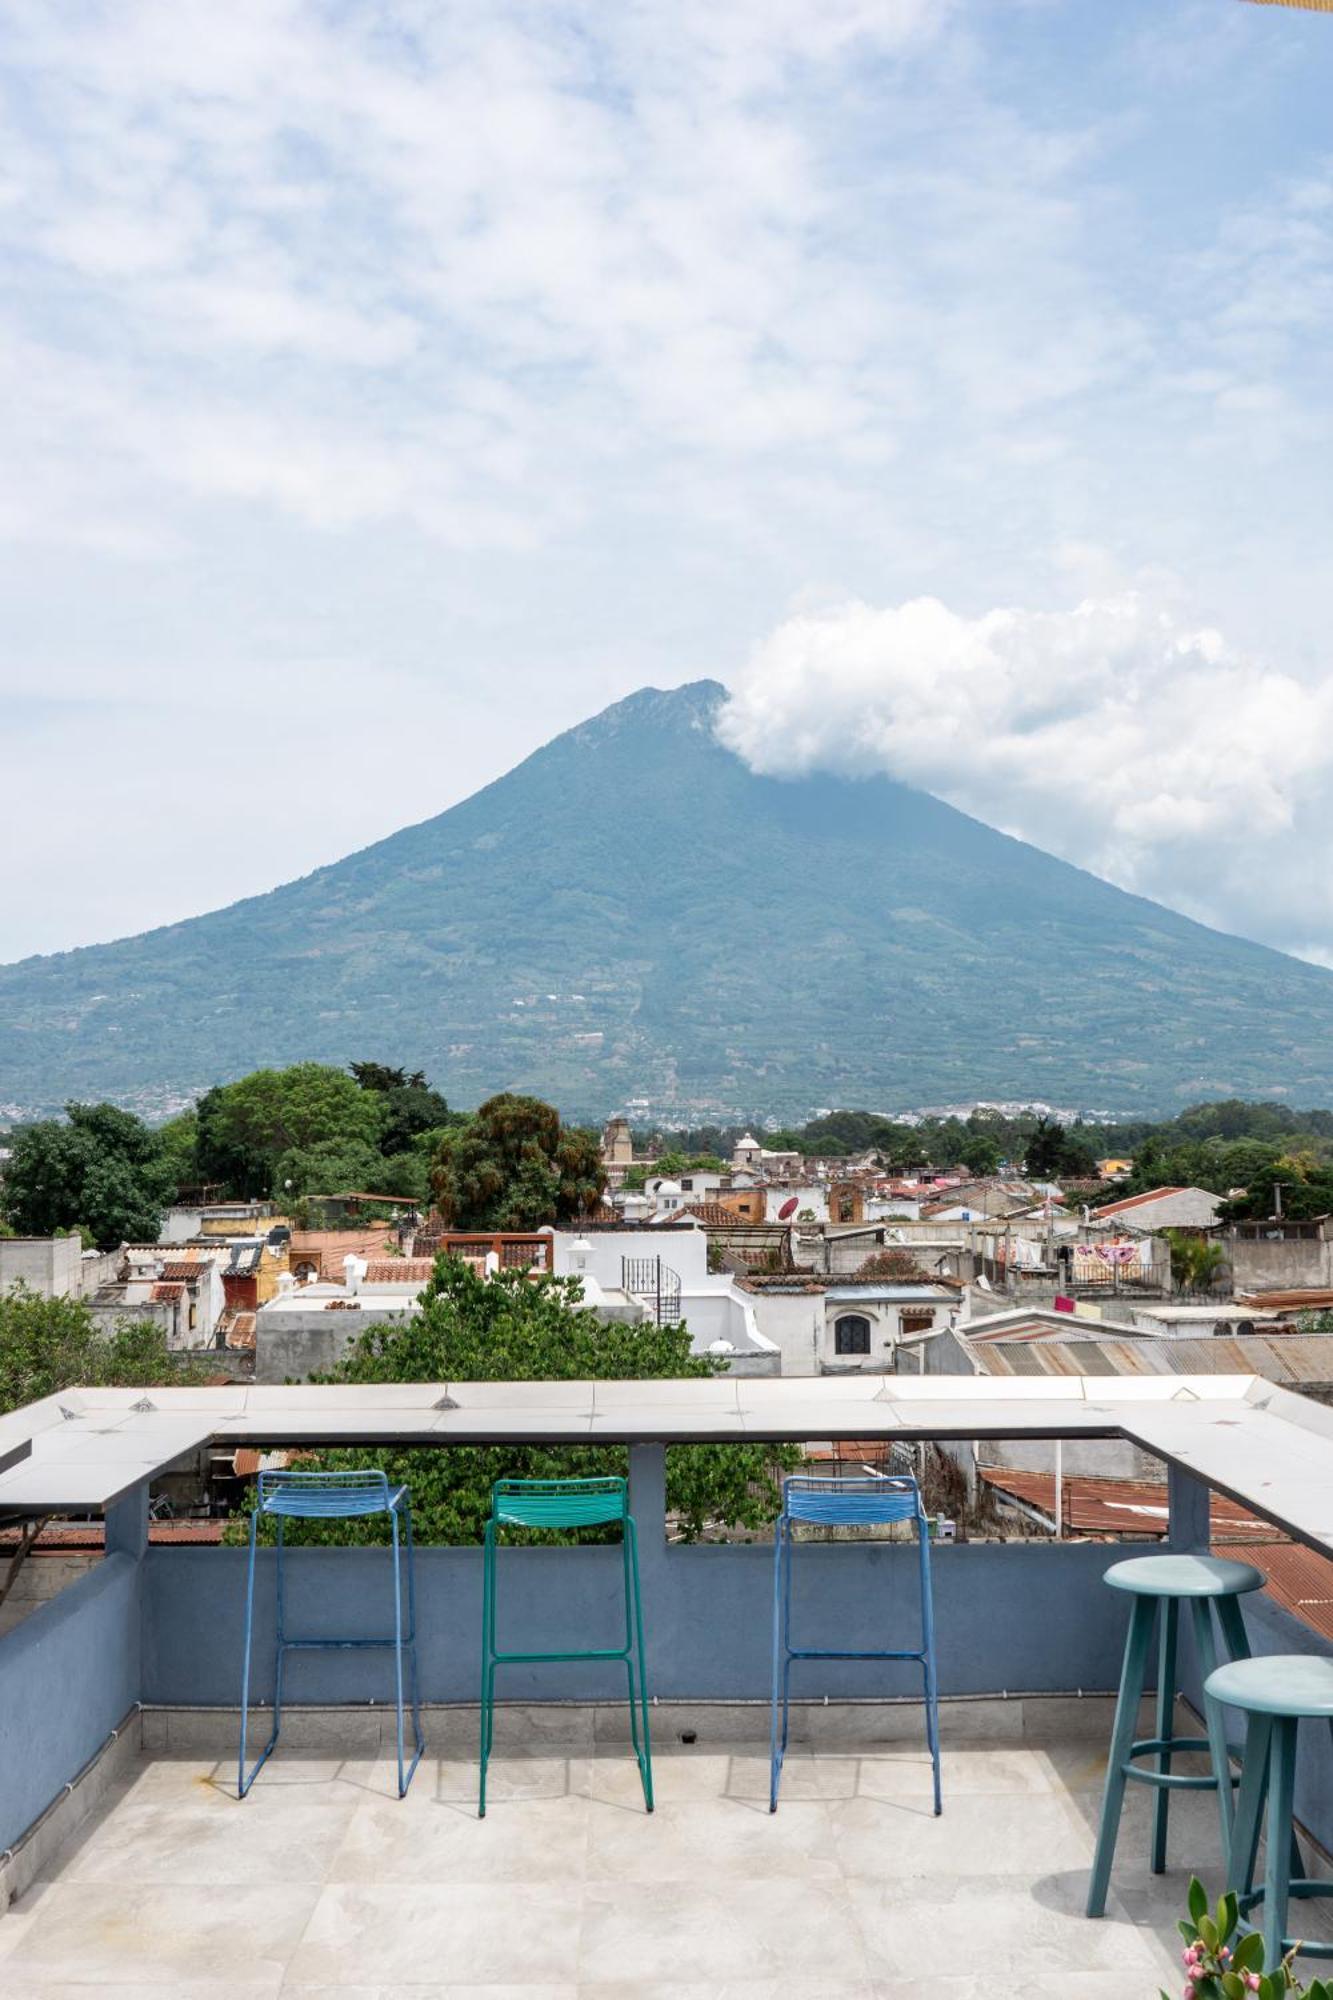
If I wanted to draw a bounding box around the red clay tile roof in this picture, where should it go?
[224,1311,257,1350]
[1089,1186,1189,1218]
[364,1259,435,1284]
[160,1261,203,1281]
[150,1282,185,1302]
[0,1520,226,1552]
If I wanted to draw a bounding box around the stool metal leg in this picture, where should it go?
[1151,1596,1179,1874]
[479,1518,497,1818]
[1262,1717,1297,1971]
[1189,1599,1235,1861]
[1230,1711,1272,1907]
[1087,1594,1156,1917]
[623,1514,654,1812]
[918,1518,942,1817]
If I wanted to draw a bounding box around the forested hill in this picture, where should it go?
[6,679,1333,1121]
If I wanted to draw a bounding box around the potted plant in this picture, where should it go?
[1163,1878,1333,1999]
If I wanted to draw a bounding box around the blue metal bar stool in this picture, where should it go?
[238,1468,425,1799]
[1086,1552,1263,1918]
[479,1475,652,1818]
[1205,1654,1333,1972]
[769,1472,940,1814]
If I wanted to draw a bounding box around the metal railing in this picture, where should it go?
[621,1257,682,1324]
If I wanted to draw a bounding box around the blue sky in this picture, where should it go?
[2,0,1332,963]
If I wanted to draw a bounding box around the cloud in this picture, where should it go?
[716,593,1333,964]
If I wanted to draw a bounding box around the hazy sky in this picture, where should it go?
[3,0,1332,964]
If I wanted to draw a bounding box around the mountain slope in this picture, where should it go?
[5,679,1333,1120]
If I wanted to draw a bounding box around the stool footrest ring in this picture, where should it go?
[1120,1734,1231,1792]
[1238,1880,1333,1960]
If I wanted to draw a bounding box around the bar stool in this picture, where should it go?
[238,1468,425,1799]
[479,1475,652,1817]
[1205,1654,1333,1971]
[1086,1552,1264,1918]
[769,1472,940,1814]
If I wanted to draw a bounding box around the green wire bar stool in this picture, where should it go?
[238,1468,425,1800]
[479,1475,653,1817]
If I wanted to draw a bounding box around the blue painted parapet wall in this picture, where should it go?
[5,1450,1333,1865]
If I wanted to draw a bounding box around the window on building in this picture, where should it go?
[833,1314,872,1356]
[900,1309,934,1335]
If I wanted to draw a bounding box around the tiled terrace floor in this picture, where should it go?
[2,1699,1330,1998]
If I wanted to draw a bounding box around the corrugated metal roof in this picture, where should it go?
[966,1332,1333,1384]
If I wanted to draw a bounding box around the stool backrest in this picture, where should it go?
[258,1467,392,1517]
[490,1475,629,1530]
[781,1473,925,1529]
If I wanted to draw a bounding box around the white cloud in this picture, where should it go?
[716,592,1333,962]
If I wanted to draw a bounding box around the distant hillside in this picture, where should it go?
[5,679,1333,1121]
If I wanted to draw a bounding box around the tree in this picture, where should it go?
[1023,1116,1097,1182]
[0,1288,207,1606]
[196,1064,386,1197]
[431,1093,606,1228]
[349,1062,458,1156]
[154,1111,199,1195]
[237,1257,798,1546]
[274,1138,392,1200]
[1165,1231,1228,1293]
[956,1132,1002,1177]
[1,1103,178,1247]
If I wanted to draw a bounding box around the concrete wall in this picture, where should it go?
[550,1227,710,1290]
[254,1304,413,1384]
[746,1289,824,1375]
[1225,1233,1333,1293]
[0,1551,141,1850]
[0,1236,84,1298]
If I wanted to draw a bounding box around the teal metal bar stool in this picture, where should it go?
[1205,1654,1333,1971]
[1086,1552,1264,1918]
[479,1475,652,1817]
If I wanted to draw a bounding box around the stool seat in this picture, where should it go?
[1206,1653,1333,1717]
[1104,1554,1264,1599]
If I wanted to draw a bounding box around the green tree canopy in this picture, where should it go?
[242,1257,796,1546]
[1,1102,178,1247]
[431,1093,606,1228]
[196,1064,386,1197]
[349,1062,459,1155]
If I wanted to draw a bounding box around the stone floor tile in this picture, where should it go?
[829,1790,1094,1877]
[578,1879,869,1984]
[584,1796,840,1880]
[328,1789,591,1883]
[287,1881,582,1987]
[848,1870,1172,1981]
[0,1880,317,1988]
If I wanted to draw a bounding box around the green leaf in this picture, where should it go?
[1200,1914,1220,1951]
[1180,1919,1200,1943]
[1232,1931,1263,1973]
[1221,1973,1245,2000]
[1219,1890,1239,1941]
[1190,1877,1210,1925]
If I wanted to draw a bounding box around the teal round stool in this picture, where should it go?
[1205,1654,1333,1971]
[1086,1553,1264,1919]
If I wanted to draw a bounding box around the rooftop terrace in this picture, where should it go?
[2,1374,1333,1990]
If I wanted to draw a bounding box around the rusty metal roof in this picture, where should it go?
[965,1332,1333,1385]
